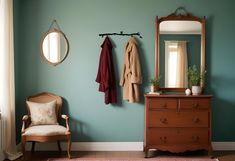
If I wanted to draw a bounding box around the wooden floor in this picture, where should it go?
[14,150,235,161]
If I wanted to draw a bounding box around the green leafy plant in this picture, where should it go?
[187,65,206,87]
[149,77,161,86]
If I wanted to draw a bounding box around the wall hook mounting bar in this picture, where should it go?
[99,31,143,38]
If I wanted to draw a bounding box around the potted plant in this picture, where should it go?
[149,77,161,92]
[187,65,206,95]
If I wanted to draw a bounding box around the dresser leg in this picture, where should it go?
[144,149,149,158]
[208,146,213,158]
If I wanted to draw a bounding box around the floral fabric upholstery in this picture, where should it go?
[27,100,58,125]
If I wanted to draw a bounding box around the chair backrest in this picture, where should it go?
[26,92,62,120]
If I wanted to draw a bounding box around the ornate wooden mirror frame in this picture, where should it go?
[155,7,206,92]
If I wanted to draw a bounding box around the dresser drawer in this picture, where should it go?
[179,98,210,109]
[148,98,177,109]
[148,128,208,145]
[149,111,208,127]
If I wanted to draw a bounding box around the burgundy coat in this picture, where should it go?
[96,36,117,104]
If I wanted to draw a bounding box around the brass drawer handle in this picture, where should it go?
[160,118,167,124]
[160,136,167,143]
[192,117,200,123]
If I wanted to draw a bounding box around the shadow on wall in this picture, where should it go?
[109,38,123,107]
[204,15,214,94]
[208,74,235,141]
[62,98,91,141]
[211,96,235,141]
[136,37,149,104]
[209,75,235,96]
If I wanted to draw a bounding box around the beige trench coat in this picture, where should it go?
[120,37,142,103]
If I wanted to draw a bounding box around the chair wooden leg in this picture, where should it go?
[67,134,71,159]
[57,141,62,152]
[31,141,36,152]
[21,136,26,160]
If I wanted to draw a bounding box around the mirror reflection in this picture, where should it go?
[41,30,69,65]
[164,41,188,88]
[159,21,201,88]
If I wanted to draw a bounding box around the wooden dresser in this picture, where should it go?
[144,94,212,157]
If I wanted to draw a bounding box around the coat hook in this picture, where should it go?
[98,31,142,38]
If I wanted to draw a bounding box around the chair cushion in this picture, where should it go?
[27,100,58,125]
[23,125,67,136]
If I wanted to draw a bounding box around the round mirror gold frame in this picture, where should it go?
[155,9,206,92]
[41,28,69,66]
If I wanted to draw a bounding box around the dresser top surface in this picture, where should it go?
[145,94,212,98]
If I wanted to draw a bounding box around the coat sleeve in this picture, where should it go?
[102,48,110,91]
[96,47,110,92]
[119,64,126,87]
[130,44,142,84]
[96,50,102,84]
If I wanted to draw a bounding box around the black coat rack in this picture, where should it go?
[99,31,143,38]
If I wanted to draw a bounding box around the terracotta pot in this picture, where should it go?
[191,86,202,95]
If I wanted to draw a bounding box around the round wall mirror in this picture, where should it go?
[41,29,69,66]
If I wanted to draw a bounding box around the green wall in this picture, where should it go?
[14,0,235,143]
[159,34,201,87]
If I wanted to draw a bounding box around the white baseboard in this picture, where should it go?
[20,141,235,151]
[212,142,235,151]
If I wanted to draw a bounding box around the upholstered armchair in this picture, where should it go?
[21,92,71,159]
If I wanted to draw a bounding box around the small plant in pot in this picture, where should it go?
[149,77,161,92]
[187,65,206,95]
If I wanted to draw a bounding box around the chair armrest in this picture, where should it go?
[21,115,30,133]
[22,115,29,121]
[61,114,70,132]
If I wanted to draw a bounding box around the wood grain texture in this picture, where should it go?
[144,95,212,158]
